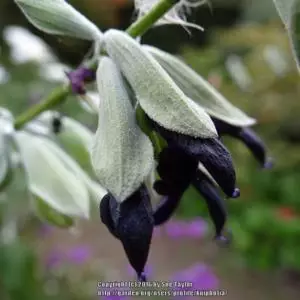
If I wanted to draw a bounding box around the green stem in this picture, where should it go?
[126,0,179,37]
[13,0,179,130]
[14,85,71,130]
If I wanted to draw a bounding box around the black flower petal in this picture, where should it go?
[153,194,182,226]
[212,118,273,169]
[117,185,154,281]
[99,185,154,281]
[156,146,198,194]
[100,185,154,281]
[99,194,118,238]
[192,169,227,238]
[152,146,198,226]
[149,119,238,198]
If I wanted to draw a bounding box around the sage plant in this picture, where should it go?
[1,0,293,282]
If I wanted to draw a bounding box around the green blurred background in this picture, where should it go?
[1,0,300,299]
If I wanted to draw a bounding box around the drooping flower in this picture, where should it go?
[92,57,155,281]
[144,45,273,169]
[212,118,273,169]
[99,186,153,282]
[103,29,239,242]
[151,144,232,240]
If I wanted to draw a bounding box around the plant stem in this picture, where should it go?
[126,0,179,37]
[13,0,179,130]
[14,85,71,130]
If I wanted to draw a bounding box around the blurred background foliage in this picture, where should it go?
[1,0,300,299]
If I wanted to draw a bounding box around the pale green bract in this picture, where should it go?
[144,45,256,127]
[273,0,294,27]
[104,29,218,138]
[91,57,154,202]
[14,0,102,41]
[45,137,107,205]
[272,0,300,71]
[38,111,94,167]
[79,92,100,114]
[33,196,74,228]
[15,131,90,218]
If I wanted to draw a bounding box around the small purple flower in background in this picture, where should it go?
[45,250,64,269]
[184,218,208,239]
[66,245,91,265]
[165,220,187,238]
[164,219,208,239]
[171,263,219,299]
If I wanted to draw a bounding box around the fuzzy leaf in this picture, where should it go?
[144,46,256,127]
[44,137,107,205]
[15,132,90,218]
[78,92,100,114]
[91,57,154,202]
[104,29,217,139]
[33,196,74,228]
[273,0,300,71]
[14,0,102,40]
[273,0,294,26]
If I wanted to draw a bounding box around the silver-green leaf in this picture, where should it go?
[103,29,218,138]
[15,131,90,218]
[15,0,102,41]
[91,57,154,202]
[44,137,107,205]
[273,0,300,71]
[144,45,256,127]
[33,196,74,228]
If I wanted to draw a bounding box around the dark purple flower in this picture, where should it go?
[66,67,96,94]
[149,119,239,198]
[212,118,273,169]
[100,185,154,282]
[151,146,233,240]
[66,245,91,264]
